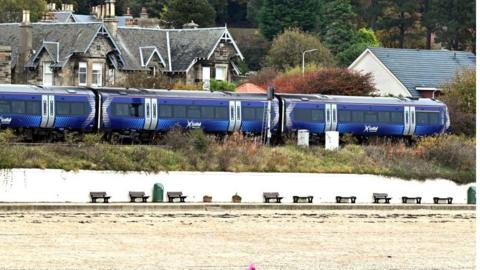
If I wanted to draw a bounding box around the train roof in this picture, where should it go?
[96,87,270,101]
[0,84,94,95]
[279,93,445,106]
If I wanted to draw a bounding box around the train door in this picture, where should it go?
[234,101,241,131]
[325,104,337,132]
[403,106,416,136]
[228,101,242,132]
[143,98,158,130]
[40,95,55,128]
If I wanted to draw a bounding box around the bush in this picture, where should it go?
[0,129,16,144]
[417,135,475,171]
[246,68,279,89]
[210,80,236,91]
[440,68,475,136]
[120,72,175,89]
[272,67,375,95]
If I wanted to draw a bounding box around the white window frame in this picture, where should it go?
[78,62,87,86]
[215,64,228,81]
[108,68,115,86]
[92,63,103,87]
[42,62,53,86]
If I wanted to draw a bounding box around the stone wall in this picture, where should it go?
[0,46,12,84]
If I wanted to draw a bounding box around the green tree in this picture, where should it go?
[440,69,475,136]
[377,0,420,48]
[336,28,381,66]
[429,0,475,52]
[317,0,356,55]
[258,0,318,40]
[266,28,336,71]
[0,0,47,22]
[162,0,216,28]
[246,0,262,26]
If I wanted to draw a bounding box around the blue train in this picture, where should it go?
[0,84,449,142]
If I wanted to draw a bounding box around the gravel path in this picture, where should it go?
[0,209,475,270]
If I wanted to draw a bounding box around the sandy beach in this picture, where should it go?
[0,208,475,270]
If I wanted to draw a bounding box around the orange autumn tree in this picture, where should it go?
[272,68,375,95]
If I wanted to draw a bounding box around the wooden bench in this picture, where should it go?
[402,196,422,204]
[335,196,356,203]
[433,197,453,204]
[129,191,149,203]
[263,192,283,203]
[167,192,187,203]
[293,196,313,203]
[373,193,391,204]
[90,192,110,203]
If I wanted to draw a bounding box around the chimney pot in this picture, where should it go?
[140,7,148,18]
[22,10,31,24]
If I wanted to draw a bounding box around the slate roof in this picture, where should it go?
[367,47,476,97]
[0,22,104,69]
[0,22,243,73]
[53,11,133,27]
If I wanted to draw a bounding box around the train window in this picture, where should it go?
[364,111,378,123]
[0,101,10,113]
[70,102,88,115]
[11,101,26,114]
[378,112,390,123]
[338,110,351,122]
[187,106,201,119]
[242,107,256,120]
[159,105,172,118]
[416,112,440,125]
[294,109,324,122]
[351,111,364,122]
[429,113,440,125]
[128,103,144,117]
[173,105,186,118]
[311,109,324,121]
[111,103,144,117]
[293,109,309,122]
[201,106,215,119]
[391,112,403,123]
[255,108,265,121]
[56,102,88,116]
[215,107,228,120]
[56,102,70,115]
[26,101,41,114]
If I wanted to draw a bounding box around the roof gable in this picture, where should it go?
[367,48,476,96]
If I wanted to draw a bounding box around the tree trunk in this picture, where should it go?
[399,11,405,48]
[424,0,432,49]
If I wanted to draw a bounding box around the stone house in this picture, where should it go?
[349,47,475,98]
[0,1,244,88]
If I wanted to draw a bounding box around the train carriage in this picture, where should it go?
[280,94,449,137]
[99,88,280,138]
[0,85,96,139]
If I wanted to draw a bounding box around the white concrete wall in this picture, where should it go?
[0,169,472,203]
[349,51,411,97]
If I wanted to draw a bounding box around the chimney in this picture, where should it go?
[18,10,32,83]
[140,7,148,19]
[104,0,118,37]
[126,7,131,16]
[183,20,199,29]
[47,3,56,11]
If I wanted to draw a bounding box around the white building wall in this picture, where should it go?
[0,169,471,204]
[349,51,412,97]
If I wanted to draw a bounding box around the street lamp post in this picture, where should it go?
[302,49,318,76]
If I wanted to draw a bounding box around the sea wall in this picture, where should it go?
[0,169,472,203]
